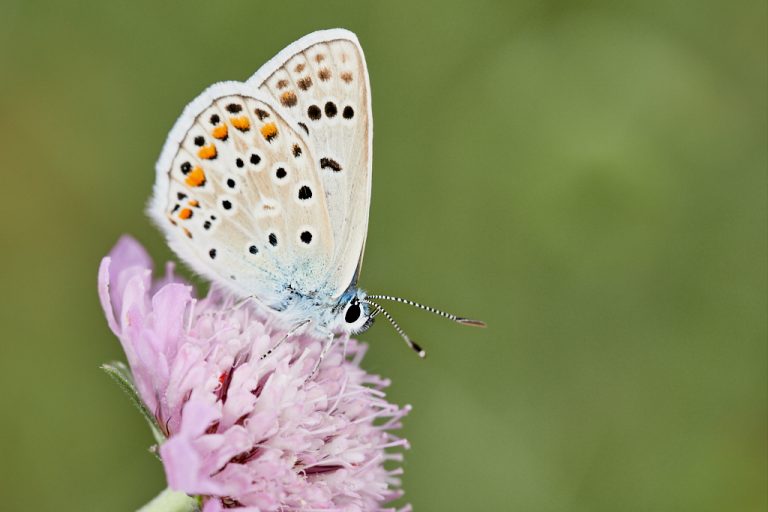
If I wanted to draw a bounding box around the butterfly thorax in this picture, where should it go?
[261,284,371,336]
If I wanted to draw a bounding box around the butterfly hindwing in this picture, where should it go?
[152,84,334,306]
[248,29,372,298]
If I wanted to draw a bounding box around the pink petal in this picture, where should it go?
[160,399,224,495]
[151,283,194,349]
[201,499,223,512]
[109,235,153,275]
[97,257,119,335]
[107,236,153,316]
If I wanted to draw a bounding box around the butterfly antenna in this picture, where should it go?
[366,294,487,327]
[363,300,426,358]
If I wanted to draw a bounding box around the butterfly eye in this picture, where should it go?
[345,302,361,323]
[341,298,373,334]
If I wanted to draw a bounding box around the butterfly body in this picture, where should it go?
[250,283,372,336]
[150,29,483,368]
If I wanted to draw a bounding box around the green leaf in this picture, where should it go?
[101,361,165,444]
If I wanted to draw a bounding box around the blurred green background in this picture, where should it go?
[0,0,765,510]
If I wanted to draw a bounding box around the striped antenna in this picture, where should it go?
[363,300,426,358]
[366,294,487,327]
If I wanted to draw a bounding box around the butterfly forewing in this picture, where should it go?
[249,31,372,298]
[154,89,334,304]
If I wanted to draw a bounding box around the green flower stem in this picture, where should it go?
[137,488,199,512]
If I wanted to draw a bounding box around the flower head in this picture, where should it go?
[99,236,410,511]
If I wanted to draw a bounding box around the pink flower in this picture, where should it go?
[99,236,411,512]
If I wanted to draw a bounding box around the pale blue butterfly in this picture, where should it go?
[150,29,485,377]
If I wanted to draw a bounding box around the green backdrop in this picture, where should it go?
[0,1,765,510]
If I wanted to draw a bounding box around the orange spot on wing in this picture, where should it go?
[198,144,217,160]
[185,167,206,187]
[280,91,297,107]
[230,116,251,131]
[179,208,192,219]
[188,200,199,207]
[260,122,278,141]
[212,124,228,140]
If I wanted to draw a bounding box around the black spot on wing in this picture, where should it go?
[320,158,342,172]
[298,185,312,200]
[307,105,321,121]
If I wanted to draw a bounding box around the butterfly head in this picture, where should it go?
[334,290,486,359]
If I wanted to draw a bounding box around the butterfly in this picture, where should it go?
[150,28,485,377]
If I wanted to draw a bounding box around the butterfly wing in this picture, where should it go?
[150,82,335,308]
[247,29,372,299]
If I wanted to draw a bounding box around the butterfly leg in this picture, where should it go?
[232,295,268,313]
[258,319,311,361]
[199,295,269,322]
[339,332,350,361]
[305,330,336,382]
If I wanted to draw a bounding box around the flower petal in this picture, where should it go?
[107,235,153,316]
[98,256,119,335]
[160,398,225,495]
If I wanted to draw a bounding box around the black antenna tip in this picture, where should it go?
[457,317,487,328]
[411,341,427,358]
